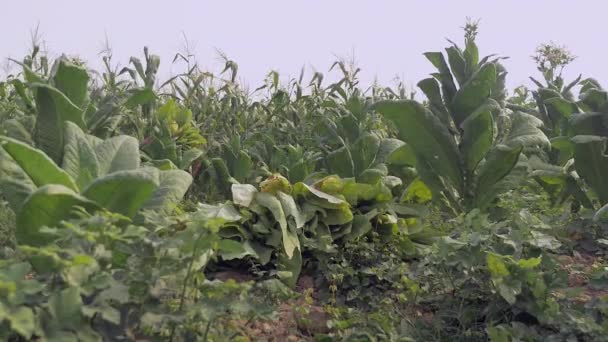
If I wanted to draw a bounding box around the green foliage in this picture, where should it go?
[0,124,192,246]
[0,22,607,341]
[375,33,548,214]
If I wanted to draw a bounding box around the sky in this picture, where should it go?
[0,1,605,93]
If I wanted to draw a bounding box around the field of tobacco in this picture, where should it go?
[0,22,607,341]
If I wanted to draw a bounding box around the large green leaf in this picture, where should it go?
[386,143,417,167]
[474,144,523,208]
[446,46,467,86]
[352,134,381,176]
[141,169,192,213]
[463,40,480,76]
[0,136,78,209]
[82,169,159,218]
[572,135,608,203]
[326,146,355,177]
[544,97,577,132]
[62,122,99,189]
[569,112,608,137]
[277,191,306,229]
[51,57,90,108]
[255,192,300,258]
[232,150,252,182]
[277,247,302,288]
[179,148,204,170]
[460,101,497,172]
[94,135,140,175]
[424,52,457,105]
[293,182,346,210]
[2,118,32,144]
[505,111,550,148]
[417,77,451,127]
[195,202,242,222]
[0,148,36,211]
[451,63,497,126]
[375,138,408,164]
[375,100,463,194]
[32,83,86,164]
[16,184,99,246]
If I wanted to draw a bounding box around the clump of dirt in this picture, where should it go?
[555,252,608,304]
[237,274,330,341]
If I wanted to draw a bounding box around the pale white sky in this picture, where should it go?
[1,1,605,93]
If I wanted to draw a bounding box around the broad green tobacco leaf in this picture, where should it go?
[545,97,577,129]
[231,151,252,183]
[0,147,41,211]
[417,77,451,127]
[141,169,192,214]
[82,169,159,218]
[474,144,523,208]
[326,146,355,178]
[505,111,550,149]
[424,52,457,104]
[572,135,608,203]
[550,136,574,165]
[386,142,417,167]
[343,211,377,242]
[460,101,497,172]
[358,167,386,185]
[277,191,306,228]
[451,63,497,126]
[17,184,100,246]
[569,112,608,137]
[32,83,86,164]
[277,247,302,288]
[293,182,345,209]
[179,148,203,170]
[255,192,300,258]
[352,133,380,176]
[0,136,78,191]
[323,204,354,226]
[2,118,32,144]
[375,100,463,195]
[62,122,99,189]
[446,45,467,86]
[94,135,140,176]
[218,239,256,261]
[51,57,90,108]
[0,138,79,213]
[195,202,242,222]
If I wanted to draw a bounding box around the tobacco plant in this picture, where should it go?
[375,27,549,214]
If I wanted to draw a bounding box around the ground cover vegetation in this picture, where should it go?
[1,21,607,341]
